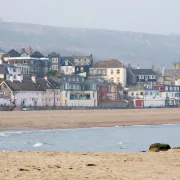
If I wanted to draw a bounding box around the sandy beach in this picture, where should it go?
[0,151,179,180]
[0,108,180,130]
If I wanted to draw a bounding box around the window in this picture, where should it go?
[66,67,69,72]
[74,59,79,63]
[170,87,173,91]
[111,77,114,82]
[150,92,153,96]
[151,75,155,79]
[13,68,16,72]
[23,60,27,64]
[76,67,79,71]
[117,69,120,74]
[174,87,177,91]
[165,86,168,91]
[139,75,144,79]
[103,70,106,74]
[80,67,84,72]
[177,87,180,91]
[111,70,114,74]
[131,92,134,96]
[145,92,148,96]
[140,92,143,95]
[65,60,68,66]
[117,77,120,83]
[13,75,16,80]
[52,58,58,63]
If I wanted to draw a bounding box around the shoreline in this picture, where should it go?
[0,123,179,132]
[0,108,180,131]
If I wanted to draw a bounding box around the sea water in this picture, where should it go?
[0,124,180,152]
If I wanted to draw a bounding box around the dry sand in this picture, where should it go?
[0,108,180,130]
[0,151,180,180]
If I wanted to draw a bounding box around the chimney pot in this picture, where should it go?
[31,75,36,83]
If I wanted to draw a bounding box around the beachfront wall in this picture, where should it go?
[60,91,97,107]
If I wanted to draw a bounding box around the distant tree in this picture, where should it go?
[47,70,58,77]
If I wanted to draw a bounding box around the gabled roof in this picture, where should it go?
[94,59,122,68]
[61,56,74,66]
[31,51,44,58]
[73,55,92,59]
[7,49,20,57]
[75,59,89,66]
[4,78,59,92]
[164,69,180,77]
[131,69,156,76]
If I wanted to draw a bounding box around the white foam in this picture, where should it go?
[33,142,44,147]
[118,141,125,145]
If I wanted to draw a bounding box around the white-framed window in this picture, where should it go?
[117,69,120,74]
[111,70,114,74]
[165,86,168,91]
[139,75,144,79]
[151,75,155,79]
[52,58,58,63]
[169,87,173,91]
[65,60,68,66]
[177,87,180,91]
[80,67,84,72]
[174,87,177,91]
[74,59,79,64]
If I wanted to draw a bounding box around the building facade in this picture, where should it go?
[89,59,126,86]
[127,67,156,86]
[0,76,60,107]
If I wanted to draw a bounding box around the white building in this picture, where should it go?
[0,76,60,107]
[128,83,165,108]
[160,85,180,106]
[89,59,126,87]
[60,90,97,107]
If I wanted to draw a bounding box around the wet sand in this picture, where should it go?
[0,151,179,180]
[0,108,180,131]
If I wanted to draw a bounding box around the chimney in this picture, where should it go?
[21,48,25,53]
[44,75,48,81]
[18,74,22,82]
[28,47,33,56]
[10,74,13,82]
[31,75,36,83]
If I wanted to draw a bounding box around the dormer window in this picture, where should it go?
[65,60,68,66]
[139,75,144,79]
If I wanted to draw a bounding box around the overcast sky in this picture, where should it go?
[0,0,180,34]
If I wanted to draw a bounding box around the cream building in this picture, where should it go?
[89,59,126,87]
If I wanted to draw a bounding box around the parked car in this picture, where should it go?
[21,107,30,111]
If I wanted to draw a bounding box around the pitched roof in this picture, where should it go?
[94,59,122,68]
[7,49,20,57]
[4,78,59,91]
[131,69,156,75]
[73,55,92,59]
[31,51,44,58]
[164,69,180,77]
[61,56,74,65]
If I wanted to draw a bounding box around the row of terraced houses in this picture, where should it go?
[0,47,180,109]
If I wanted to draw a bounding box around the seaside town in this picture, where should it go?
[0,47,180,110]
